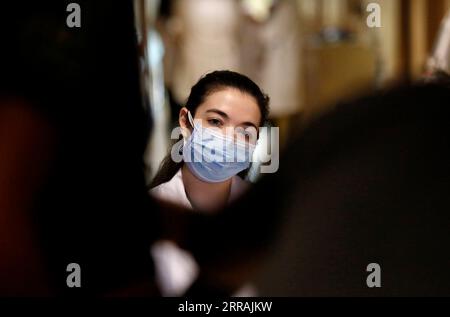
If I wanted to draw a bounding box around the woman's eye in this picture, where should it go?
[237,128,258,144]
[208,119,222,127]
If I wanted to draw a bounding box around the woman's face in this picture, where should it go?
[180,87,261,144]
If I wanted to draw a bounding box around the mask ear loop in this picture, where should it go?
[182,111,196,150]
[187,111,196,130]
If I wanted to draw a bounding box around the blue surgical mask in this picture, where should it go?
[183,111,256,183]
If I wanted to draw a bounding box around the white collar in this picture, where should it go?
[150,168,250,212]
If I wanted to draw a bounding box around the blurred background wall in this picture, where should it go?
[134,0,450,181]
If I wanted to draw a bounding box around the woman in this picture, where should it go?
[151,70,269,212]
[150,70,270,296]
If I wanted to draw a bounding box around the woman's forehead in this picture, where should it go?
[196,88,261,125]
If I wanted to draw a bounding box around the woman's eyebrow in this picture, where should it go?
[241,122,258,130]
[205,109,229,119]
[206,109,258,129]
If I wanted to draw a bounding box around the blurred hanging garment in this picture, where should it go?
[167,0,241,104]
[428,10,450,75]
[240,0,304,118]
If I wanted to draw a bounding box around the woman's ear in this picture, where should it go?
[179,107,190,138]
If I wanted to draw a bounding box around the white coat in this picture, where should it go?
[149,168,254,296]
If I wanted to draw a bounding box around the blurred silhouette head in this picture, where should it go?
[251,83,450,296]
